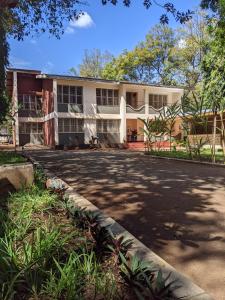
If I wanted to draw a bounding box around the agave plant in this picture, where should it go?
[107,234,133,262]
[68,205,102,231]
[120,254,180,300]
[91,224,112,256]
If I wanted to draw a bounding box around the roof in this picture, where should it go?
[8,68,184,90]
[7,68,41,74]
[37,73,184,90]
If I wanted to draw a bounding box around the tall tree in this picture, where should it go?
[0,0,85,124]
[175,11,209,90]
[71,49,113,78]
[103,24,178,85]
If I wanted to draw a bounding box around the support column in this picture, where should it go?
[12,71,19,146]
[53,80,59,146]
[84,119,96,144]
[144,89,149,142]
[119,84,126,143]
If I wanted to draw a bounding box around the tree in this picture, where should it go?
[0,0,87,124]
[71,49,113,78]
[0,0,221,124]
[201,20,225,162]
[175,11,209,89]
[0,15,9,124]
[103,24,178,85]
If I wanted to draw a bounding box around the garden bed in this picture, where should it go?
[0,151,27,165]
[0,168,178,300]
[145,150,225,164]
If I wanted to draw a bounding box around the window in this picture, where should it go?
[97,120,120,133]
[19,123,43,134]
[19,95,42,111]
[58,118,84,133]
[96,89,119,106]
[149,94,168,109]
[126,92,138,108]
[57,85,83,104]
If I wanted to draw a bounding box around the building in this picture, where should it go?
[7,68,184,148]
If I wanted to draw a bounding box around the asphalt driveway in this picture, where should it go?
[29,150,225,299]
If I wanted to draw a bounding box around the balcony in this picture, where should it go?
[18,94,43,118]
[126,92,145,114]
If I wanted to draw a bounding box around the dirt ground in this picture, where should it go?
[29,149,225,299]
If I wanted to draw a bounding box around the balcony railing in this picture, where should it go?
[57,103,83,113]
[96,105,120,114]
[126,104,145,114]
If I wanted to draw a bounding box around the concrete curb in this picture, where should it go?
[145,153,225,168]
[27,154,214,300]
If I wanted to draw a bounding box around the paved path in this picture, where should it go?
[29,150,225,299]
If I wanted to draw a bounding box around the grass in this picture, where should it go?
[0,171,122,300]
[0,151,26,165]
[146,149,224,163]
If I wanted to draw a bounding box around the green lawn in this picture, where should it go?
[147,149,224,163]
[0,151,26,165]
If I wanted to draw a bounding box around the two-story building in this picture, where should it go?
[7,68,184,148]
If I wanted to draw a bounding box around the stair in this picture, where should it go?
[127,142,145,150]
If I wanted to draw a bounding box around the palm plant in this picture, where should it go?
[180,94,210,160]
[161,102,181,151]
[139,117,167,152]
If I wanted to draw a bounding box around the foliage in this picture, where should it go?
[103,13,209,90]
[0,151,26,165]
[119,254,178,300]
[146,149,224,163]
[71,49,114,78]
[103,24,179,85]
[175,10,209,93]
[107,234,133,259]
[161,102,181,150]
[0,181,121,299]
[102,1,194,24]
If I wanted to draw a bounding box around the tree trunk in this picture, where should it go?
[212,113,217,163]
[0,10,10,124]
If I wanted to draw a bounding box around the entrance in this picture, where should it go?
[126,119,144,142]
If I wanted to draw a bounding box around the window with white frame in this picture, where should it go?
[57,85,83,104]
[19,95,42,111]
[19,123,43,134]
[96,89,119,106]
[97,120,120,133]
[58,118,84,133]
[149,94,168,109]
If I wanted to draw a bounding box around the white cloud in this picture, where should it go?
[70,12,94,28]
[42,61,54,73]
[9,56,31,68]
[65,26,75,34]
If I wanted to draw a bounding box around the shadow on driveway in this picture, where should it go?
[29,150,225,299]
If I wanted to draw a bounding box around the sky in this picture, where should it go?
[9,0,200,75]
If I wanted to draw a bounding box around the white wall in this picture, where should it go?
[55,79,183,144]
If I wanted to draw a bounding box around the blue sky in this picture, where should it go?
[9,0,200,74]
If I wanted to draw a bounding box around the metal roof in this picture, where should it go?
[8,68,184,90]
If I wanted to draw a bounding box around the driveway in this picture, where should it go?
[29,150,225,299]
